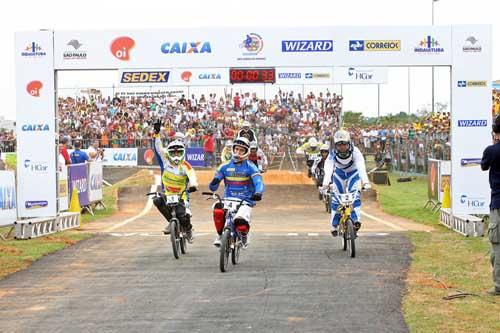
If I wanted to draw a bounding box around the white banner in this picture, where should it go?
[53,26,453,70]
[58,165,69,211]
[450,25,491,215]
[102,148,138,167]
[15,31,57,218]
[170,68,229,86]
[0,171,17,226]
[333,67,387,84]
[88,162,103,202]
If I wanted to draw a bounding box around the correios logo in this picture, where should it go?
[26,80,43,97]
[110,36,135,61]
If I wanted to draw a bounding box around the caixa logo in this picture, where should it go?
[110,36,135,61]
[113,152,137,161]
[21,124,49,131]
[26,80,43,97]
[460,194,486,208]
[161,42,212,54]
[90,174,102,191]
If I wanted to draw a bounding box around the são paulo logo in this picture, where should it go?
[161,41,212,54]
[414,36,444,53]
[26,81,43,97]
[21,42,47,57]
[463,36,482,53]
[110,36,135,61]
[64,39,87,60]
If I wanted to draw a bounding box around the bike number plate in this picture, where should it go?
[339,193,354,204]
[166,194,180,204]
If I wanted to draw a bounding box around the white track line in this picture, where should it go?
[104,174,160,232]
[361,211,406,231]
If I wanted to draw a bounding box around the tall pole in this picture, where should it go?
[431,0,437,114]
[408,67,411,114]
[377,83,381,120]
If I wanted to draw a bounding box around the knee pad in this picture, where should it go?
[213,207,225,234]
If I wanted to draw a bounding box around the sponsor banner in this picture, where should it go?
[170,68,228,86]
[115,88,187,98]
[102,148,138,167]
[349,40,400,52]
[333,67,387,84]
[457,80,488,88]
[0,171,17,226]
[460,158,482,167]
[138,147,205,168]
[275,67,333,84]
[58,165,69,211]
[281,40,333,53]
[427,159,440,202]
[118,70,171,85]
[450,25,491,215]
[16,30,57,218]
[138,148,159,166]
[88,162,103,202]
[69,164,89,206]
[186,147,205,168]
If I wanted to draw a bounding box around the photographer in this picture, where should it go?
[87,140,104,162]
[481,115,500,296]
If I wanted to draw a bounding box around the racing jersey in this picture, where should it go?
[209,159,264,205]
[322,146,369,188]
[153,134,198,201]
[296,142,321,160]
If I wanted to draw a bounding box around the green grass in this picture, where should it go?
[376,173,500,332]
[0,169,153,280]
[5,152,16,169]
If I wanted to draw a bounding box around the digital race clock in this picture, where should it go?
[229,68,276,84]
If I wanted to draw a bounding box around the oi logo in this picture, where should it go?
[110,36,135,61]
[26,81,43,97]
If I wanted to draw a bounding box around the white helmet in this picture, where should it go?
[165,140,185,165]
[232,137,251,162]
[320,143,330,152]
[250,141,258,150]
[242,120,251,128]
[174,132,185,141]
[225,140,233,148]
[308,137,318,148]
[333,130,353,161]
[333,130,351,144]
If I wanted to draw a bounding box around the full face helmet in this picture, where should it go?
[333,130,353,162]
[232,137,251,162]
[165,140,186,165]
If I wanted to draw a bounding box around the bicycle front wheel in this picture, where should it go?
[170,220,180,259]
[180,227,187,255]
[219,229,231,272]
[346,218,356,258]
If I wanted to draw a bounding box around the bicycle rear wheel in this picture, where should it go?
[170,220,180,259]
[219,229,231,272]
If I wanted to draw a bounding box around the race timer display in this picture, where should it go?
[229,68,276,84]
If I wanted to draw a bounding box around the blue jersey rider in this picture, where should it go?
[323,130,371,236]
[208,137,265,248]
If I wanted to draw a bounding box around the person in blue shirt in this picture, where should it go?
[481,114,500,296]
[209,137,264,248]
[70,141,90,164]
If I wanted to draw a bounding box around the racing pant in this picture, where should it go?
[153,197,192,230]
[330,168,361,228]
[213,202,252,236]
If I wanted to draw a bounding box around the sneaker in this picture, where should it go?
[487,287,500,296]
[163,224,171,235]
[213,235,221,247]
[331,228,338,237]
[186,229,194,244]
[241,233,249,250]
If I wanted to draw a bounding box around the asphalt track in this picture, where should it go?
[0,178,425,332]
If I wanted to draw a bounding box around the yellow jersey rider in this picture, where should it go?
[152,121,198,242]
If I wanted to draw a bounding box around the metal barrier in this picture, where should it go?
[14,212,81,240]
[440,208,485,237]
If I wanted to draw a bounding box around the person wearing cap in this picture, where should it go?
[311,143,330,189]
[70,141,90,164]
[237,120,257,143]
[481,115,500,296]
[208,136,264,249]
[323,130,370,237]
[203,129,216,168]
